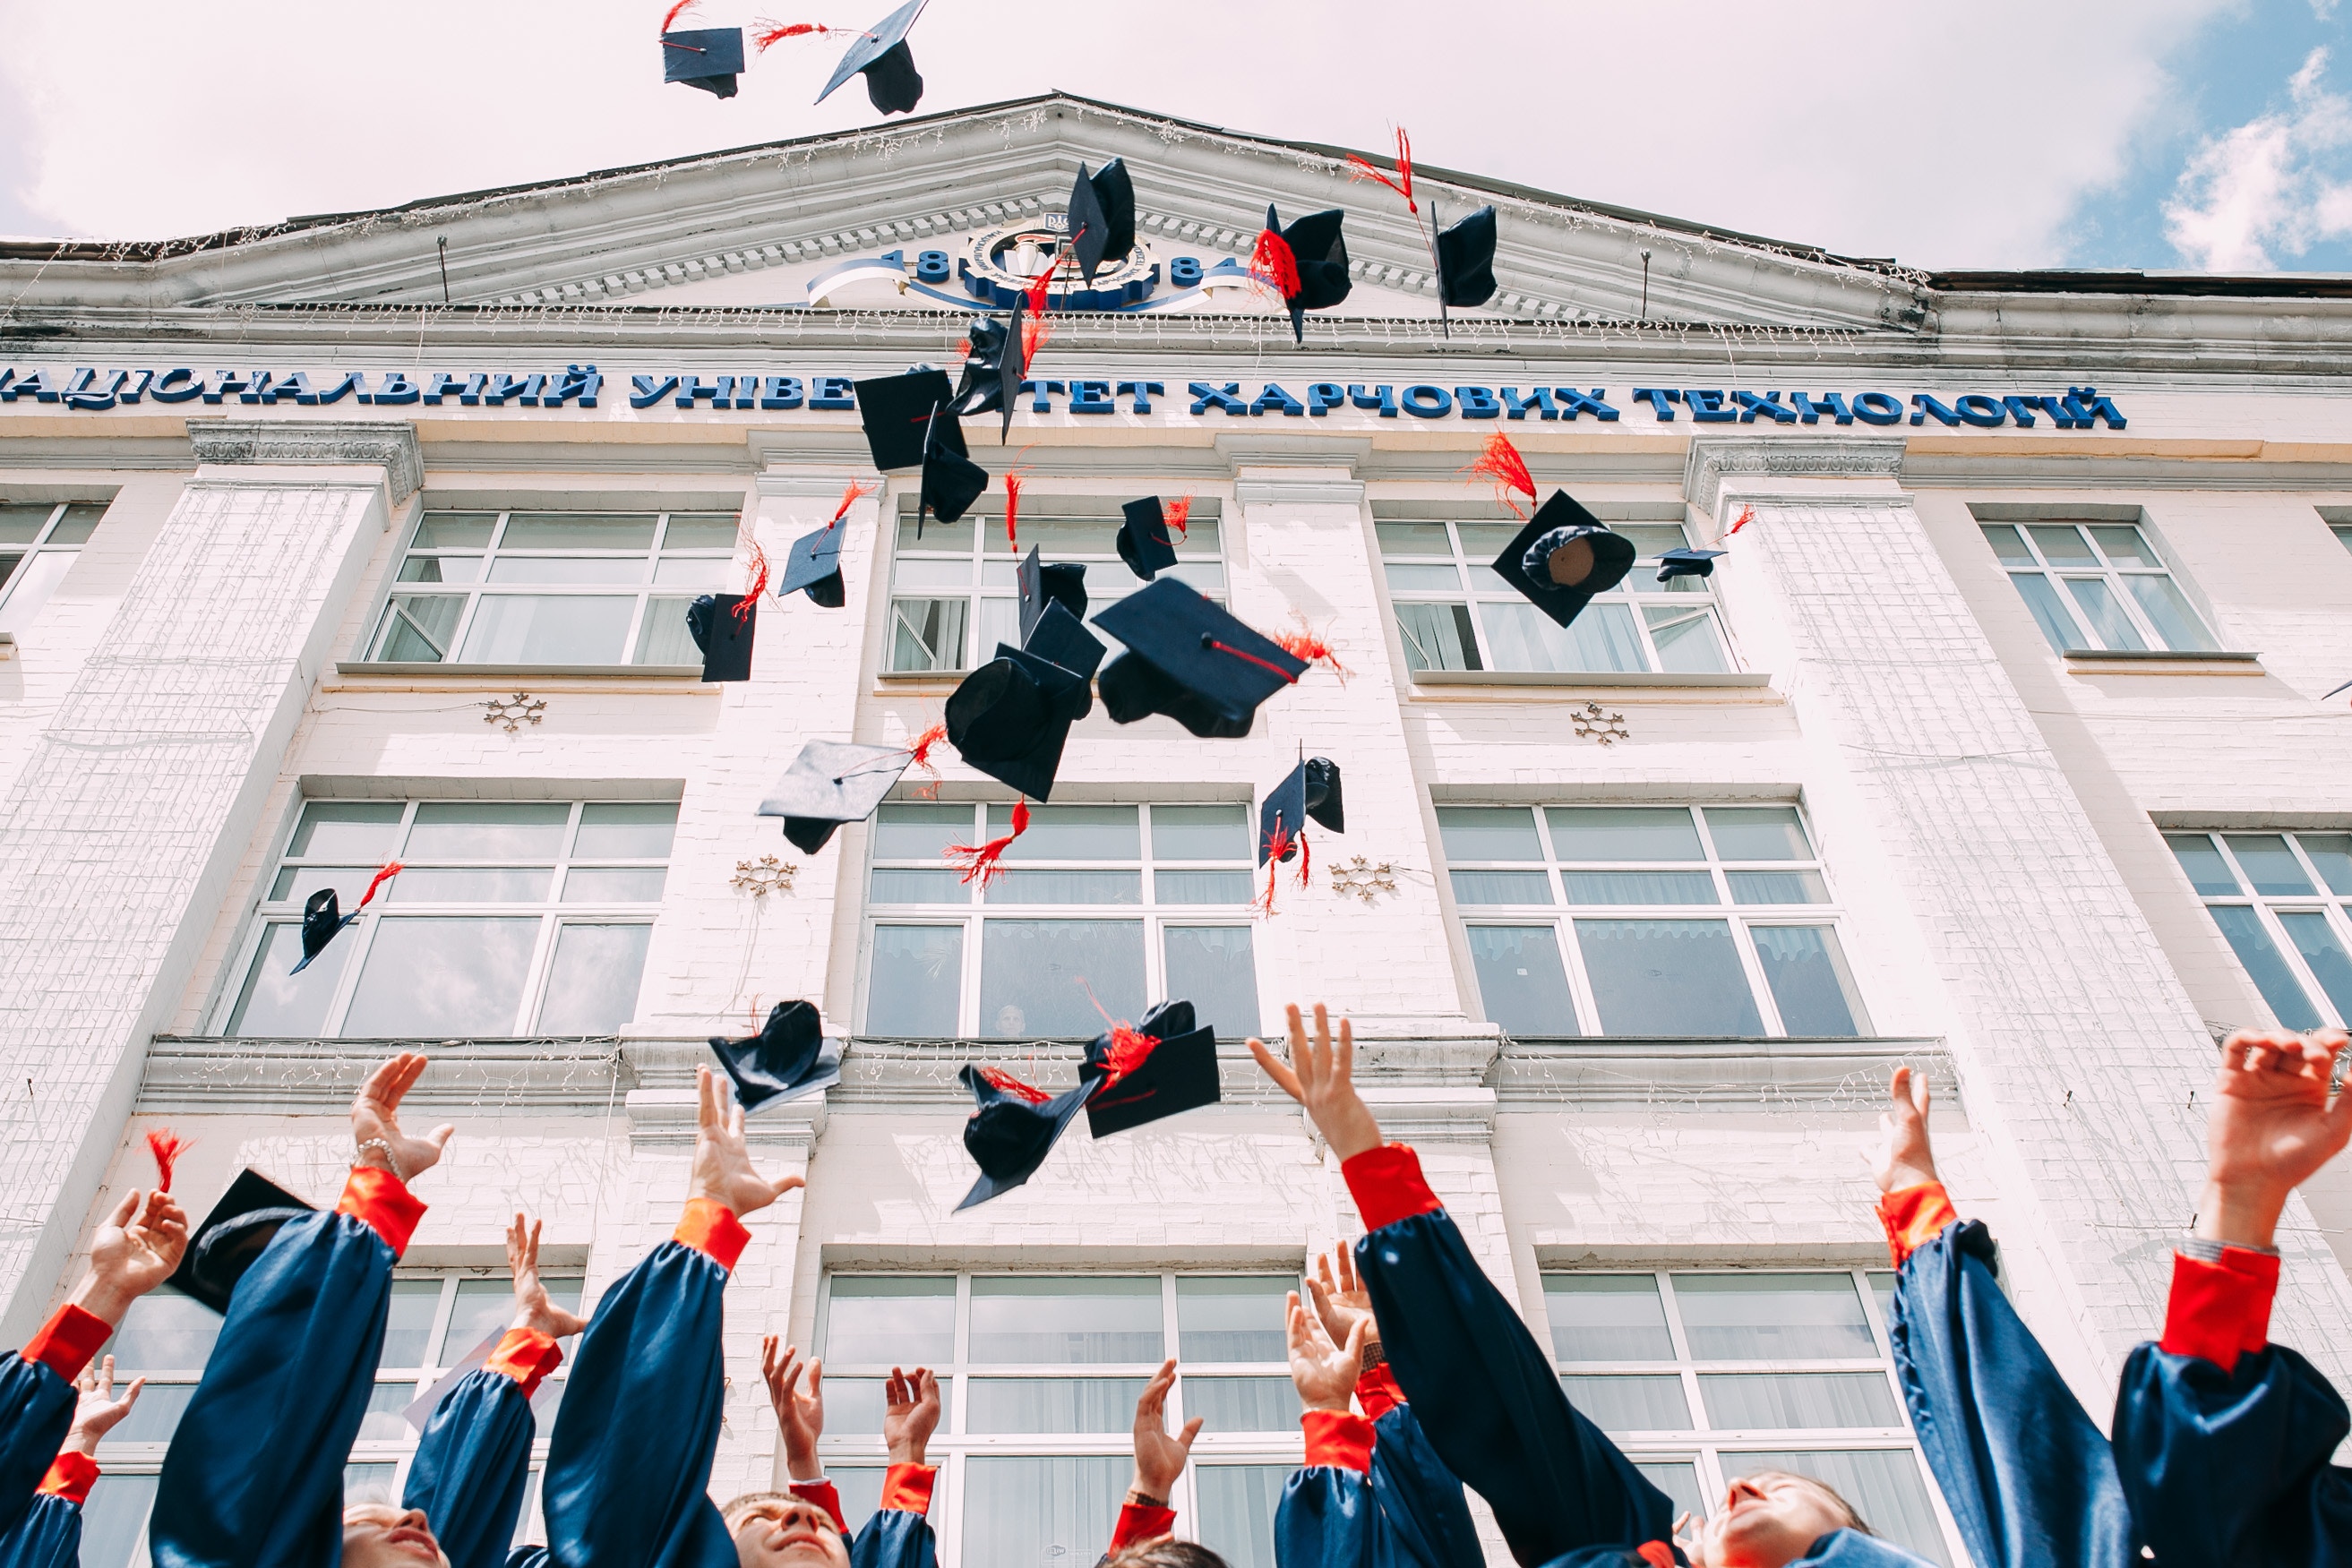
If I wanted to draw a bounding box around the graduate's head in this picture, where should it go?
[1104,1539,1228,1568]
[341,1505,449,1568]
[725,1493,852,1568]
[1692,1469,1869,1567]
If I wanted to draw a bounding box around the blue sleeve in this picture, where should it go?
[0,1359,76,1542]
[1366,1403,1482,1568]
[405,1369,537,1568]
[849,1509,938,1568]
[1275,1466,1374,1568]
[1886,1218,2136,1568]
[539,1241,734,1568]
[1797,1533,1944,1567]
[0,1495,82,1568]
[1353,1209,1673,1565]
[148,1208,399,1568]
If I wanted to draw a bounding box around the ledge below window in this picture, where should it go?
[1409,670,1776,690]
[334,662,708,680]
[2061,649,2262,674]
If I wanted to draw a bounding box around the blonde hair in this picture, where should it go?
[1104,1541,1229,1568]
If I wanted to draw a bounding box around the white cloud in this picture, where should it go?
[2164,46,2352,270]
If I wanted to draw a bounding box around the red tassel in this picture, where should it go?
[1024,255,1058,318]
[946,798,1030,887]
[145,1128,188,1192]
[1022,314,1052,365]
[1726,504,1755,536]
[978,1067,1052,1105]
[1464,432,1537,517]
[1296,829,1311,890]
[1163,493,1193,540]
[1249,227,1302,302]
[751,20,842,51]
[1003,474,1021,553]
[659,0,699,30]
[736,539,769,617]
[1342,128,1416,214]
[957,337,972,358]
[1098,1025,1160,1086]
[357,861,403,909]
[831,479,876,527]
[1205,638,1300,684]
[905,722,948,774]
[1275,621,1348,685]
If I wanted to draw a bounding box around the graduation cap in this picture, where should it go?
[1092,578,1307,740]
[1064,159,1137,286]
[1254,205,1352,345]
[758,738,915,853]
[919,407,989,533]
[955,1064,1098,1211]
[1435,204,1498,309]
[1116,497,1180,582]
[662,25,746,97]
[687,594,756,681]
[1656,546,1726,583]
[950,316,1012,420]
[855,369,965,473]
[1258,757,1344,866]
[1017,547,1088,642]
[167,1169,315,1315]
[1489,492,1636,631]
[291,864,400,974]
[946,647,1087,801]
[1024,599,1106,690]
[779,525,847,608]
[1081,999,1221,1138]
[710,999,842,1110]
[816,0,927,115]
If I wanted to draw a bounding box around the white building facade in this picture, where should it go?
[4,93,2351,1568]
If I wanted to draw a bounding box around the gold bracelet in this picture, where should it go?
[1126,1489,1167,1509]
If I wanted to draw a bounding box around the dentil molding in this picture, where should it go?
[188,418,425,502]
[1682,433,1906,518]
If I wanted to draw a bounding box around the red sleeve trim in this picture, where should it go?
[1876,1181,1961,1270]
[789,1479,847,1534]
[1301,1409,1374,1473]
[336,1166,426,1258]
[673,1198,751,1273]
[1110,1501,1178,1552]
[1341,1144,1442,1234]
[1635,1544,1676,1568]
[2161,1247,2281,1374]
[1355,1363,1403,1423]
[485,1327,563,1398]
[879,1462,936,1516]
[22,1305,111,1382]
[37,1452,97,1505]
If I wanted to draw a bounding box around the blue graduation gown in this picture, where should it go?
[1274,1400,1481,1568]
[0,1341,87,1539]
[0,1495,81,1568]
[404,1361,540,1568]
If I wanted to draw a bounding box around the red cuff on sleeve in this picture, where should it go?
[879,1462,936,1516]
[337,1166,427,1258]
[1635,1544,1676,1568]
[1355,1363,1403,1423]
[485,1327,563,1398]
[37,1452,97,1505]
[1110,1501,1178,1553]
[1876,1181,1961,1271]
[788,1479,847,1534]
[22,1305,111,1383]
[1341,1144,1443,1234]
[1301,1409,1375,1473]
[2162,1247,2282,1374]
[673,1198,751,1273]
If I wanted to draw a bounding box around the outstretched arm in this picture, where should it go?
[1272,1292,1377,1568]
[0,1357,149,1568]
[1108,1359,1197,1555]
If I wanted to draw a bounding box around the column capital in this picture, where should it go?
[1681,433,1905,518]
[186,419,423,502]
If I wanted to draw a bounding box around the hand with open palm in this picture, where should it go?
[351,1053,454,1182]
[691,1066,804,1218]
[507,1213,588,1339]
[2198,1029,2352,1249]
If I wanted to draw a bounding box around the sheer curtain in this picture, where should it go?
[961,1455,1127,1568]
[1193,1464,1290,1568]
[1726,1452,1948,1567]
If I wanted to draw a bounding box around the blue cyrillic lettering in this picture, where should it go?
[1348,384,1397,417]
[1554,388,1619,422]
[1850,391,1901,424]
[1454,386,1500,419]
[631,374,682,407]
[1733,390,1797,424]
[1252,383,1306,416]
[1790,392,1850,424]
[1400,384,1453,417]
[1631,388,1680,420]
[1190,381,1249,416]
[1117,380,1164,413]
[1910,394,1963,427]
[1069,380,1115,414]
[1308,382,1347,416]
[1501,387,1555,420]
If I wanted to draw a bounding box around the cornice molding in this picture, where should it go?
[1490,1036,1952,1109]
[1682,433,1907,517]
[187,418,424,501]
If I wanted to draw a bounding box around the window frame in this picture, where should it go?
[1979,518,2219,655]
[0,500,105,630]
[2167,828,2352,1029]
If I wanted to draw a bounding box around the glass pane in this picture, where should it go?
[357,1381,418,1441]
[871,870,970,904]
[439,1279,523,1364]
[1195,1465,1290,1568]
[983,870,1142,904]
[373,595,464,661]
[976,596,1020,657]
[2026,525,2096,564]
[1561,1374,1691,1434]
[1163,926,1259,1039]
[0,504,47,543]
[1545,1275,1673,1361]
[575,801,677,858]
[650,557,726,587]
[458,595,636,664]
[380,1280,445,1367]
[344,1463,400,1507]
[289,801,405,860]
[2278,913,2352,1021]
[1728,871,1830,904]
[1376,522,1453,557]
[2060,577,2145,652]
[102,1380,194,1444]
[2208,906,2322,1030]
[823,1277,957,1364]
[890,597,967,672]
[407,802,570,860]
[46,502,100,540]
[1867,1272,1896,1339]
[2297,833,2352,895]
[1617,524,1691,558]
[990,805,1140,861]
[1437,807,1543,861]
[227,923,348,1037]
[1177,1277,1291,1361]
[1751,927,1867,1037]
[1700,1373,1898,1429]
[1548,808,1704,861]
[399,556,477,584]
[0,551,73,631]
[1979,524,2034,565]
[966,1377,1146,1433]
[823,1468,888,1536]
[977,921,1145,1038]
[562,867,666,903]
[1185,1376,1296,1431]
[865,926,964,1035]
[961,1456,1129,1568]
[2225,835,2314,895]
[1150,805,1249,861]
[2167,834,2239,895]
[663,515,743,549]
[1561,871,1718,905]
[1575,920,1764,1036]
[2123,574,2219,653]
[875,804,977,861]
[2009,572,2083,654]
[1644,604,1730,673]
[1465,926,1578,1037]
[896,559,975,590]
[635,597,700,664]
[81,1474,158,1568]
[537,925,651,1033]
[1480,600,1641,674]
[1395,602,1481,672]
[1705,806,1812,861]
[501,514,658,550]
[271,866,382,903]
[2089,524,2160,565]
[817,1377,956,1435]
[1673,1274,1874,1359]
[1726,1452,1950,1567]
[342,917,540,1036]
[1157,870,1256,904]
[1635,1462,1705,1525]
[1386,563,1464,592]
[1451,870,1555,905]
[486,556,647,584]
[968,1277,1162,1363]
[415,513,497,548]
[389,867,553,903]
[107,1290,220,1371]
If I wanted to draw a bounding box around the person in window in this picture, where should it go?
[739,1334,941,1568]
[1251,1004,1927,1568]
[1,1357,148,1568]
[1102,1357,1206,1564]
[2110,1027,2352,1566]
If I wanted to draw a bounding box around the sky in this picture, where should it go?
[0,0,2345,274]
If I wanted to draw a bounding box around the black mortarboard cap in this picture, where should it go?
[779,525,848,608]
[1301,756,1343,833]
[293,889,356,974]
[1436,205,1498,308]
[1092,578,1307,739]
[1258,757,1344,867]
[1023,599,1105,687]
[1081,999,1220,1138]
[920,408,990,530]
[1017,547,1088,642]
[687,594,756,681]
[168,1169,315,1315]
[1065,160,1137,286]
[757,738,914,854]
[956,1065,1098,1210]
[710,1000,840,1111]
[817,0,927,115]
[855,369,965,472]
[1116,498,1180,581]
[1490,492,1636,630]
[1265,204,1352,344]
[946,649,1085,801]
[662,26,745,97]
[1656,546,1726,583]
[951,316,1011,419]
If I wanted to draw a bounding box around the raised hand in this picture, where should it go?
[76,1188,189,1325]
[62,1356,143,1457]
[1249,1003,1383,1161]
[1307,1249,1380,1369]
[506,1213,588,1339]
[1869,1066,1940,1195]
[1286,1290,1366,1414]
[691,1066,804,1218]
[352,1053,454,1182]
[2197,1029,2352,1249]
[762,1337,825,1481]
[884,1365,941,1467]
[1129,1358,1202,1504]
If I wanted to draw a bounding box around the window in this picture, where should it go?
[1979,519,2218,655]
[223,799,675,1038]
[864,803,1261,1041]
[1439,805,1869,1039]
[85,1269,584,1565]
[817,1272,1300,1568]
[366,510,741,666]
[1375,506,1730,677]
[2330,522,2352,557]
[885,500,1226,673]
[2167,830,2352,1029]
[0,501,104,632]
[1543,1268,1954,1566]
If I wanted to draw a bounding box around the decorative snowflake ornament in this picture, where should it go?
[731,856,797,897]
[482,692,546,733]
[1329,856,1399,905]
[1572,701,1630,745]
